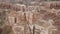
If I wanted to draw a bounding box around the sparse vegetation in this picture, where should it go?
[0,0,60,34]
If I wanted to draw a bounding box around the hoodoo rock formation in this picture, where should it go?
[0,1,60,34]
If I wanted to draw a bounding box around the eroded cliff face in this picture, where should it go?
[0,1,60,34]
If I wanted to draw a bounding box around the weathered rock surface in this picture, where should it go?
[0,1,60,34]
